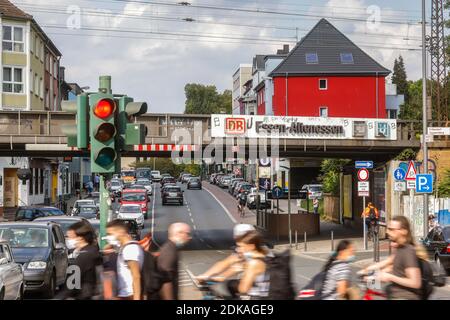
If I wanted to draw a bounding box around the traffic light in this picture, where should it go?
[116,96,148,148]
[61,93,89,148]
[89,94,118,173]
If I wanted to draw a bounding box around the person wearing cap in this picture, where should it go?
[196,224,255,284]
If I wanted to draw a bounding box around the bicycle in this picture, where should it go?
[357,271,387,300]
[238,203,246,218]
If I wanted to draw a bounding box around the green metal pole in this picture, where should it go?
[99,175,109,249]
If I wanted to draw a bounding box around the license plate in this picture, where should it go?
[169,192,177,197]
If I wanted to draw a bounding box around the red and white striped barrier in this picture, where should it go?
[133,144,199,152]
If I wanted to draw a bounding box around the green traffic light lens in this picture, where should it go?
[95,123,116,142]
[95,148,117,167]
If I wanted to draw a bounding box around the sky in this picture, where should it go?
[12,0,438,113]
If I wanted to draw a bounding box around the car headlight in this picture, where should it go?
[27,261,47,270]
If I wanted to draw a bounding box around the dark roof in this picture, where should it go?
[270,19,390,77]
[0,0,32,19]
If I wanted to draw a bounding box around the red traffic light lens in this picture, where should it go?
[94,99,115,119]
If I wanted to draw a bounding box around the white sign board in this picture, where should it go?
[407,180,416,189]
[428,127,450,136]
[394,181,407,192]
[358,182,370,197]
[210,115,397,140]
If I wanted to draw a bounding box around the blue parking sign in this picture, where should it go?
[416,174,433,194]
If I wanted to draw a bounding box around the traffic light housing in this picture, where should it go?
[61,93,89,148]
[89,94,118,173]
[117,96,148,148]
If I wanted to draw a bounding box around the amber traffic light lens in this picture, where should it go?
[94,123,116,142]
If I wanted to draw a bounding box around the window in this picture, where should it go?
[54,60,58,78]
[3,67,23,93]
[388,110,398,119]
[30,33,34,53]
[45,90,49,108]
[34,73,39,96]
[305,53,318,64]
[49,57,53,75]
[319,79,327,90]
[34,168,39,195]
[35,35,38,58]
[2,26,24,52]
[40,169,44,194]
[40,41,44,62]
[40,78,43,99]
[30,69,33,93]
[29,169,34,195]
[319,107,328,117]
[340,53,354,64]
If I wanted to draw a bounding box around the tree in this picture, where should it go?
[184,84,232,114]
[398,79,423,121]
[318,159,350,196]
[394,148,417,161]
[392,55,409,103]
[437,169,450,197]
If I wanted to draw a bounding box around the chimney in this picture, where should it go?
[59,66,66,82]
[283,44,289,53]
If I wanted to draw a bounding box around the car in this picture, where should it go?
[235,183,253,198]
[76,205,99,220]
[121,170,136,184]
[162,186,184,205]
[181,174,192,184]
[178,172,189,182]
[135,167,152,180]
[70,199,96,216]
[0,241,24,300]
[117,204,145,229]
[161,173,171,179]
[90,192,100,207]
[109,179,123,197]
[301,184,323,199]
[0,222,68,298]
[151,170,162,182]
[33,216,89,245]
[422,225,450,274]
[124,184,152,200]
[15,206,65,222]
[120,189,149,219]
[229,178,244,194]
[161,176,176,187]
[161,183,177,196]
[247,187,271,209]
[214,174,225,185]
[187,177,202,190]
[233,181,246,197]
[209,173,217,184]
[219,176,233,188]
[135,179,153,196]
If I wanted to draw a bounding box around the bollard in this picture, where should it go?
[304,232,307,252]
[331,231,334,251]
[295,230,298,250]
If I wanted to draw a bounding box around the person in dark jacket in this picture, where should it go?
[63,221,102,300]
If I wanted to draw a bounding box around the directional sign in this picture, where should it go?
[394,181,407,192]
[393,168,406,181]
[271,186,283,199]
[355,161,373,169]
[405,161,417,181]
[428,127,450,136]
[357,169,369,182]
[416,174,433,194]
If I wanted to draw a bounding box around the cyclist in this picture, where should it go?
[361,202,380,240]
[238,192,247,218]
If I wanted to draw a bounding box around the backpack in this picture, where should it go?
[264,250,296,300]
[417,257,447,300]
[368,207,377,220]
[298,261,345,300]
[120,243,163,297]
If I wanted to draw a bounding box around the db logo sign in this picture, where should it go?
[225,118,246,134]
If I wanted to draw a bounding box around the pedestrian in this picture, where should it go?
[313,198,319,214]
[359,216,422,300]
[94,175,100,191]
[320,240,355,300]
[62,221,102,300]
[428,214,438,231]
[105,219,144,300]
[157,223,192,300]
[235,230,270,299]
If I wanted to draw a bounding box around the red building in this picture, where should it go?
[268,19,390,118]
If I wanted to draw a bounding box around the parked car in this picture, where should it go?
[151,170,162,182]
[181,174,193,184]
[90,192,100,207]
[247,187,271,209]
[135,178,153,196]
[162,186,184,205]
[117,204,145,229]
[229,178,244,194]
[301,184,323,199]
[33,216,89,246]
[76,205,99,220]
[209,173,217,184]
[213,173,225,185]
[120,189,149,219]
[0,241,24,300]
[233,181,246,197]
[71,199,96,216]
[422,225,450,274]
[109,179,123,197]
[187,177,202,190]
[161,176,176,187]
[15,207,65,222]
[235,183,253,198]
[0,222,68,298]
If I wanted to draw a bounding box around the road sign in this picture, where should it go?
[405,161,417,181]
[271,186,283,199]
[394,181,407,192]
[355,161,373,169]
[357,169,369,181]
[407,180,416,189]
[428,127,450,136]
[393,168,406,181]
[416,174,433,194]
[358,181,369,197]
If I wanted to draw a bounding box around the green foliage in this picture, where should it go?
[318,159,350,196]
[184,84,232,114]
[398,79,423,121]
[130,158,201,178]
[394,148,417,161]
[392,55,409,102]
[437,169,450,197]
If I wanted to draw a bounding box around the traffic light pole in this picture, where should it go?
[99,175,110,250]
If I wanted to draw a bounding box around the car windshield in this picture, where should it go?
[136,180,151,186]
[443,227,450,241]
[242,184,252,190]
[120,206,141,213]
[166,187,181,193]
[309,186,322,191]
[122,193,146,201]
[40,208,64,216]
[136,170,151,179]
[79,206,97,214]
[0,227,49,248]
[37,220,79,234]
[75,201,95,208]
[122,171,134,177]
[16,209,34,220]
[111,181,121,187]
[190,178,200,182]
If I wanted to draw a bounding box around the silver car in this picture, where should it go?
[0,241,24,300]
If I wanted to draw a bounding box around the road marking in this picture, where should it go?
[193,225,197,230]
[203,186,237,224]
[190,217,194,223]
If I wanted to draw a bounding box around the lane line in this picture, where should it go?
[203,186,237,224]
[193,225,197,230]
